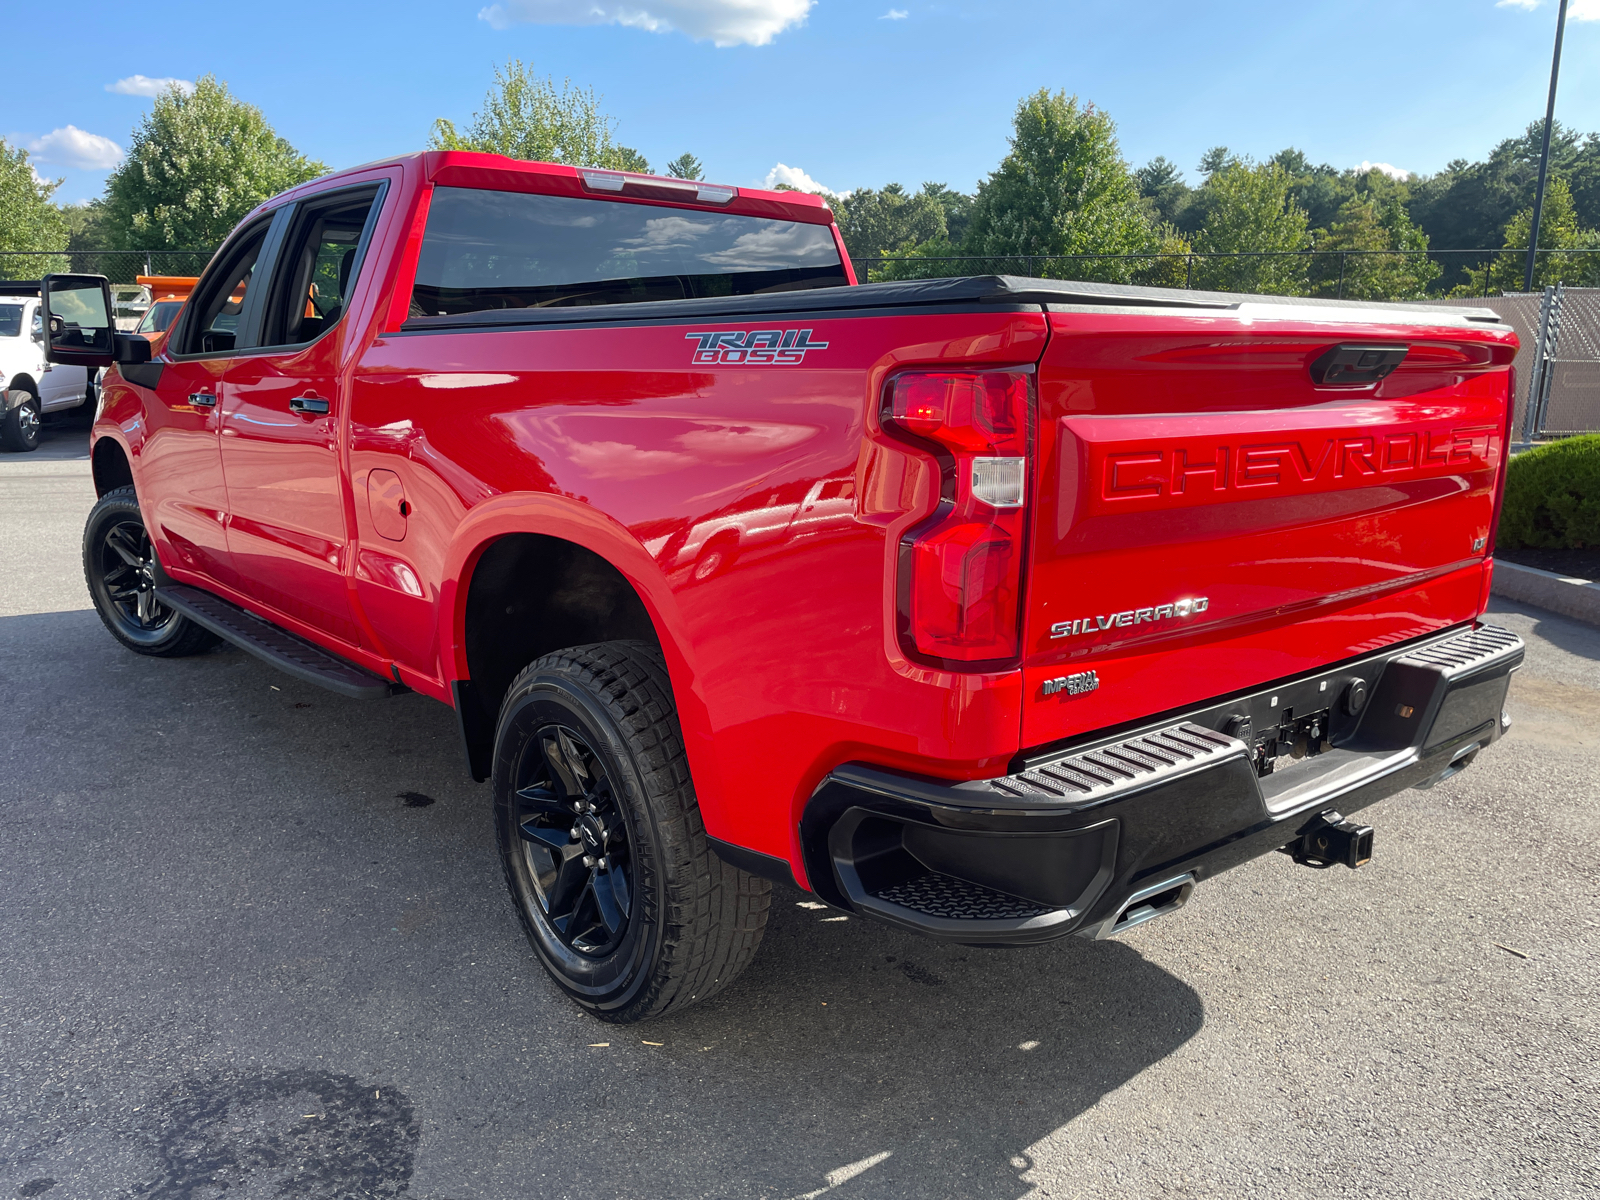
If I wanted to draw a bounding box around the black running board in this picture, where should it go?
[156,584,404,700]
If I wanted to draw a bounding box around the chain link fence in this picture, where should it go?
[0,249,214,284]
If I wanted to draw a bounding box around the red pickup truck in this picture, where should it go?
[42,152,1524,1023]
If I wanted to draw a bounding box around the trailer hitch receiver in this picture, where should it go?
[1282,810,1373,870]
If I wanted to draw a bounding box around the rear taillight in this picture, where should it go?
[881,369,1032,668]
[1486,365,1517,559]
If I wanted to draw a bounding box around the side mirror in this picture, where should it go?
[41,274,151,368]
[42,274,116,367]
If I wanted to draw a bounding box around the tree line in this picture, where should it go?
[2,68,1597,300]
[829,91,1600,297]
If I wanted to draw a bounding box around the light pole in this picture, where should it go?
[1524,0,1569,294]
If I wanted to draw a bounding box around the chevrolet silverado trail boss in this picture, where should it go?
[40,152,1525,1022]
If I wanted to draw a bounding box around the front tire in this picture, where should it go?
[494,641,770,1022]
[83,486,220,657]
[1,388,41,452]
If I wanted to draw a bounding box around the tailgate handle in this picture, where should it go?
[1310,344,1408,386]
[188,392,216,408]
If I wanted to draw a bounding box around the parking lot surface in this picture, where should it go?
[2,428,1596,1199]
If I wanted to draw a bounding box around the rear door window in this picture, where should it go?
[260,185,383,348]
[410,187,847,317]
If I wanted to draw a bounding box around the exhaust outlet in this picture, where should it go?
[1088,873,1196,939]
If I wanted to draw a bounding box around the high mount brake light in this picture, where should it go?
[882,370,1032,668]
[579,169,737,206]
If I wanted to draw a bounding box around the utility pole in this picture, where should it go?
[1524,0,1569,294]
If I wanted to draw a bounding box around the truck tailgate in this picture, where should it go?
[1022,307,1517,750]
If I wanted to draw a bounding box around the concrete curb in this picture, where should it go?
[1491,560,1600,626]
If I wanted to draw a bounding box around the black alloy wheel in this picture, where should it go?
[82,486,220,657]
[494,641,771,1023]
[513,724,634,956]
[100,517,176,637]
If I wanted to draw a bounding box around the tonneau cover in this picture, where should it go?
[399,274,1504,333]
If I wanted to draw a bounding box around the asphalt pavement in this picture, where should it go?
[2,425,1596,1200]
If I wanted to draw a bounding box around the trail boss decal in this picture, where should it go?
[1051,596,1209,640]
[686,329,828,365]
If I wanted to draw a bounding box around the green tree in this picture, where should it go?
[664,153,703,180]
[962,90,1180,283]
[101,75,323,251]
[431,60,649,173]
[1198,146,1240,179]
[0,142,68,257]
[1311,196,1439,300]
[918,182,976,245]
[1192,160,1311,294]
[1135,155,1191,229]
[833,183,947,267]
[1459,177,1600,293]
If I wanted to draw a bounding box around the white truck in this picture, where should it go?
[1,283,94,452]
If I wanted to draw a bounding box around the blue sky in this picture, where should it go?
[7,0,1599,208]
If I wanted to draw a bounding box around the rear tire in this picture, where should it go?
[83,486,220,657]
[493,641,770,1022]
[1,387,41,452]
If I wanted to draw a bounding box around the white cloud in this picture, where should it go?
[1495,0,1540,9]
[881,8,909,17]
[762,162,837,195]
[27,126,124,170]
[107,74,196,97]
[477,0,813,46]
[1357,160,1410,181]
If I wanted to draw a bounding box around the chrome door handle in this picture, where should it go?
[189,392,217,408]
[289,394,330,415]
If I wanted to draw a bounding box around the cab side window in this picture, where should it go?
[262,188,380,348]
[181,223,269,356]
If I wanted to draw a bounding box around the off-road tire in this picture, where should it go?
[1,386,41,452]
[494,640,771,1022]
[83,486,220,657]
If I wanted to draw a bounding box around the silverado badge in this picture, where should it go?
[1050,596,1209,640]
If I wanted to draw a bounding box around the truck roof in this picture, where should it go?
[249,150,836,228]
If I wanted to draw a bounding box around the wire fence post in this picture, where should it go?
[1185,254,1193,290]
[1523,284,1560,441]
[1337,253,1347,301]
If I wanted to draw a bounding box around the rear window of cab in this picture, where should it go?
[0,304,24,338]
[410,186,848,317]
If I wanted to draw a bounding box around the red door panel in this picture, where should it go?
[141,359,233,587]
[220,347,362,647]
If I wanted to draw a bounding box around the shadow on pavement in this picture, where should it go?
[1487,596,1600,664]
[0,609,1203,1200]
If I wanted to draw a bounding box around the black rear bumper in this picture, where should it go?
[801,623,1523,945]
